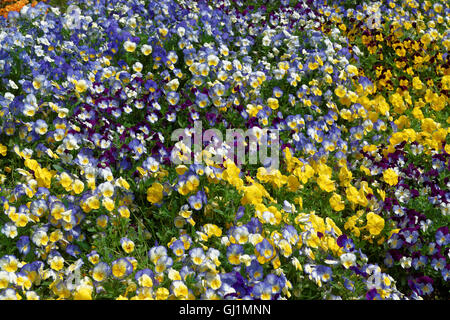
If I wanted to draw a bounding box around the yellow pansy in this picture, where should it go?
[366,212,385,236]
[147,182,164,204]
[329,193,345,211]
[73,285,93,300]
[0,144,6,156]
[267,97,279,110]
[383,168,398,186]
[316,174,336,193]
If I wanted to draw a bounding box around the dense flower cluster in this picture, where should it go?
[0,0,448,300]
[356,141,449,298]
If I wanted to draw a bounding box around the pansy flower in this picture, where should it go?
[188,191,204,211]
[120,237,135,254]
[92,262,111,282]
[226,244,244,265]
[135,269,155,288]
